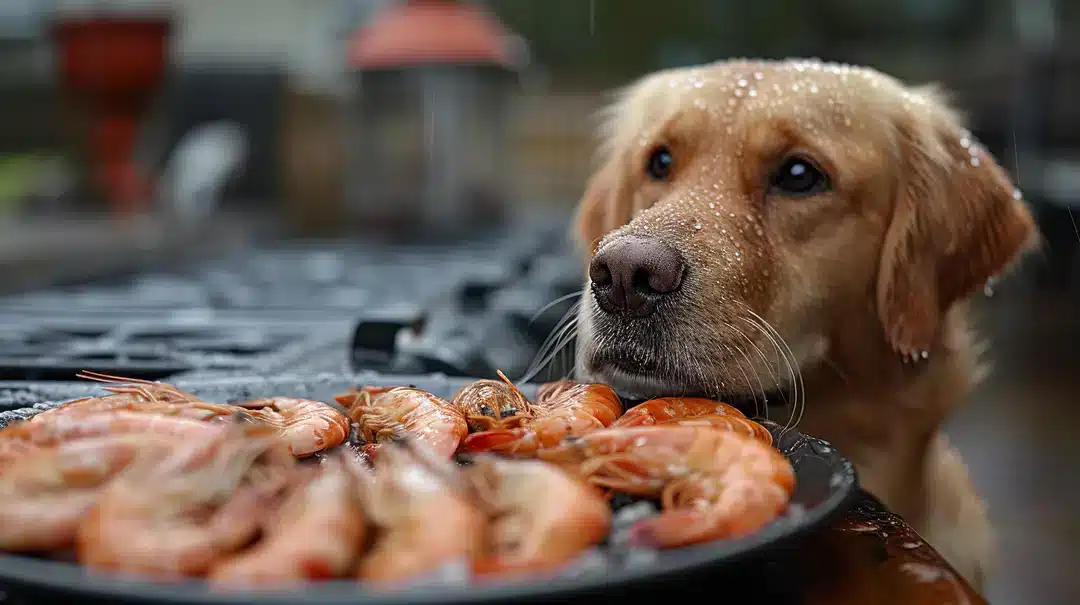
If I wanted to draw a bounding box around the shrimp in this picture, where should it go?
[338,386,468,459]
[0,410,223,447]
[32,396,241,424]
[612,396,748,426]
[611,397,772,444]
[77,421,296,579]
[538,425,795,549]
[658,414,773,445]
[458,382,622,457]
[357,439,485,586]
[0,434,177,551]
[231,397,351,458]
[208,450,367,586]
[30,371,235,424]
[534,379,578,404]
[451,371,535,432]
[0,439,40,475]
[467,456,610,577]
[75,371,208,404]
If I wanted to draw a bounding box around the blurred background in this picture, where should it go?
[0,0,1076,602]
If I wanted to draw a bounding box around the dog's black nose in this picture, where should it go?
[589,235,685,317]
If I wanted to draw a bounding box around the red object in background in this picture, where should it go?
[52,14,172,215]
[349,0,514,69]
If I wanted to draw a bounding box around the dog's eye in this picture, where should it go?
[645,146,673,181]
[770,156,829,196]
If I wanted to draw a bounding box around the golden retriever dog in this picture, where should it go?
[572,58,1036,592]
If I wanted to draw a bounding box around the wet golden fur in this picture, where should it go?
[572,59,1037,591]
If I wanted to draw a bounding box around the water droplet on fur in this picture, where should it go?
[1012,188,1023,200]
[734,88,744,97]
[748,88,758,97]
[970,157,980,167]
[960,137,971,148]
[753,71,764,80]
[694,223,702,231]
[737,78,748,87]
[708,202,716,209]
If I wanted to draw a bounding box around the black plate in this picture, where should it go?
[0,372,858,605]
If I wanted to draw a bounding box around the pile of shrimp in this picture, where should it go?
[0,370,796,589]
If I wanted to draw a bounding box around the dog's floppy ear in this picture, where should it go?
[876,86,1037,358]
[573,159,633,264]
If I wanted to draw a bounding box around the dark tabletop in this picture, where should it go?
[791,492,985,605]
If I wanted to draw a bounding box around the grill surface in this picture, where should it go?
[0,213,580,383]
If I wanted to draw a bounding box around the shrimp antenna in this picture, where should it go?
[75,370,157,385]
[495,369,529,401]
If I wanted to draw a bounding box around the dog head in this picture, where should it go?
[573,59,1036,401]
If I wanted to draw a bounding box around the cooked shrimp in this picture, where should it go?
[467,456,610,577]
[610,396,771,444]
[75,371,208,404]
[534,379,578,404]
[29,394,145,422]
[208,450,367,586]
[611,396,748,426]
[458,382,622,456]
[0,434,177,551]
[659,414,773,445]
[451,371,535,432]
[1,410,223,446]
[338,387,468,459]
[77,421,296,579]
[0,439,40,475]
[231,397,351,458]
[31,396,241,424]
[357,439,485,586]
[538,425,795,548]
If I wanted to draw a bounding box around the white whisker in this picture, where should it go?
[728,340,765,418]
[739,315,792,408]
[528,290,584,324]
[741,310,805,438]
[731,325,778,420]
[520,301,581,384]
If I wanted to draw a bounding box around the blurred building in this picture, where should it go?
[1,0,1078,238]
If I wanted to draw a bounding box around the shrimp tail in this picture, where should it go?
[629,481,791,548]
[626,509,720,548]
[458,429,536,455]
[627,505,780,549]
